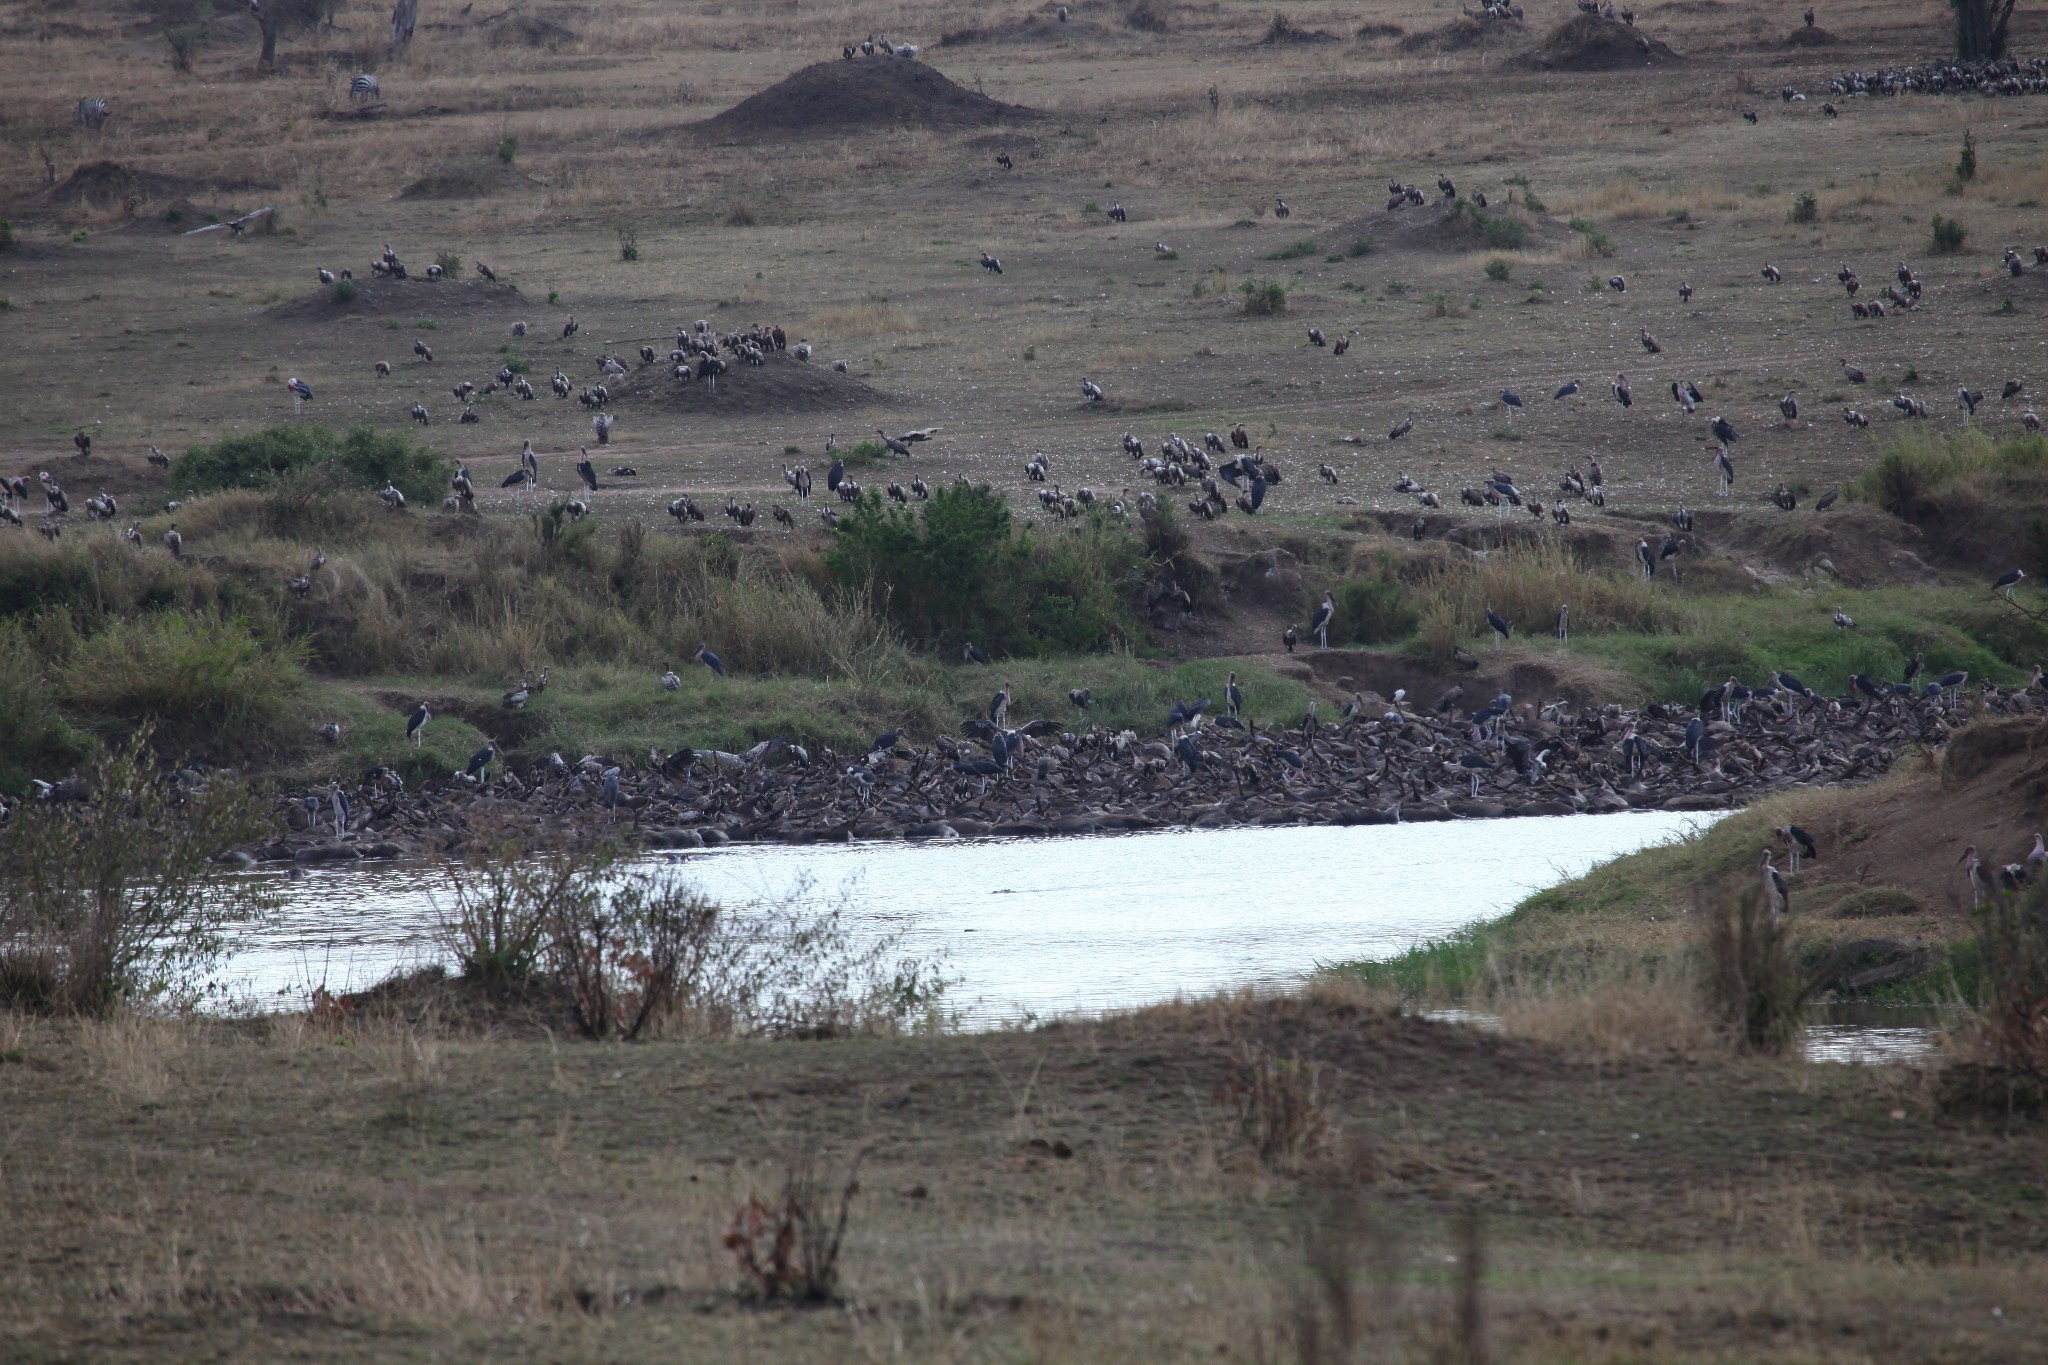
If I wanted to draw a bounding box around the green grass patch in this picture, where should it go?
[1239,279,1288,316]
[1265,238,1320,261]
[173,425,448,503]
[1567,216,1615,256]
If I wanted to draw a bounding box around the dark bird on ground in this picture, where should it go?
[1283,626,1297,654]
[1637,538,1656,579]
[1678,281,1693,302]
[1761,264,1782,283]
[2002,378,2024,401]
[164,523,183,560]
[1833,611,1856,631]
[1776,824,1818,871]
[576,452,598,492]
[1743,107,1758,123]
[1485,607,1511,648]
[1639,329,1661,355]
[1554,379,1580,401]
[465,741,497,782]
[1815,483,1839,511]
[694,644,725,676]
[1555,603,1570,640]
[413,339,433,362]
[1310,592,1335,649]
[1711,415,1738,444]
[980,252,1003,274]
[1843,408,1869,428]
[1069,688,1092,710]
[1081,378,1104,402]
[1388,414,1414,440]
[406,701,431,747]
[1501,389,1523,420]
[1607,275,1627,293]
[963,642,990,665]
[1760,850,1789,917]
[182,206,276,237]
[1995,568,2028,601]
[1779,393,1799,421]
[1842,359,1866,384]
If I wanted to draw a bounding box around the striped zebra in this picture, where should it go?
[75,96,107,131]
[348,73,381,103]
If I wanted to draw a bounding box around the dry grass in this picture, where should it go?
[1413,538,1688,659]
[77,1011,189,1104]
[804,301,918,340]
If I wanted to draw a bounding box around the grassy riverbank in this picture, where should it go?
[4,988,2045,1363]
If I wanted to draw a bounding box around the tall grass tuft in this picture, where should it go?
[1412,539,1684,657]
[1700,887,1816,1055]
[1942,877,2048,1111]
[1858,427,2048,514]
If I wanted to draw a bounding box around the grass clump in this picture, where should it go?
[1567,216,1615,255]
[725,200,758,227]
[1346,236,1374,257]
[1239,278,1288,315]
[1265,237,1319,261]
[57,612,307,762]
[332,276,355,303]
[1483,256,1512,281]
[1857,428,2048,515]
[1450,199,1528,250]
[1701,888,1816,1054]
[1931,212,1968,253]
[1790,189,1818,223]
[1330,570,1418,645]
[174,424,448,503]
[495,133,517,164]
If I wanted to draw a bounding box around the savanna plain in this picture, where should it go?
[4,0,2048,1357]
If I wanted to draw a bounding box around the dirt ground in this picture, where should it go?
[3,991,2045,1362]
[5,0,2047,635]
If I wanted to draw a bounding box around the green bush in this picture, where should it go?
[1956,128,1977,184]
[1239,279,1288,316]
[1521,188,1547,213]
[1790,190,1818,223]
[826,484,1139,654]
[332,276,355,303]
[1265,238,1320,260]
[174,424,447,503]
[496,134,518,164]
[1931,212,1968,253]
[57,612,307,763]
[1483,256,1513,282]
[0,622,91,793]
[1346,236,1374,258]
[1332,575,1418,645]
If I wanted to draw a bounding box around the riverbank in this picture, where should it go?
[1340,715,2048,1023]
[4,987,2044,1363]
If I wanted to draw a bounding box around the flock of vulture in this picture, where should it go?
[255,655,2048,866]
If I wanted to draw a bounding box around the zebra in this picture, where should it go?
[348,73,382,103]
[75,97,107,131]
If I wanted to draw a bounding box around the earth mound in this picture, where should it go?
[701,58,1035,138]
[1398,15,1526,52]
[1338,197,1575,254]
[1521,14,1680,69]
[266,278,525,322]
[610,352,890,416]
[1260,13,1340,43]
[1783,22,1839,44]
[400,159,541,200]
[22,160,271,219]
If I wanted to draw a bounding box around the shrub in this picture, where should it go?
[0,622,91,792]
[433,249,461,275]
[164,22,204,72]
[1222,1041,1332,1171]
[1790,190,1818,223]
[0,728,270,1015]
[1950,875,2048,1099]
[1932,212,1968,253]
[1567,216,1614,255]
[57,612,307,762]
[495,133,517,164]
[1858,429,2048,513]
[174,424,447,503]
[617,224,639,261]
[1483,256,1512,281]
[1346,236,1374,257]
[725,1145,867,1303]
[725,200,758,227]
[1332,574,1418,644]
[1956,127,1977,183]
[1265,237,1319,260]
[1239,278,1288,315]
[1521,188,1547,213]
[331,276,355,302]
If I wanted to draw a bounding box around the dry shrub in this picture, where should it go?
[724,1144,867,1302]
[723,199,757,226]
[1223,1040,1333,1171]
[1701,887,1818,1055]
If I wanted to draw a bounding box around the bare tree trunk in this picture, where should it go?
[258,10,279,67]
[391,0,417,49]
[1953,0,2018,59]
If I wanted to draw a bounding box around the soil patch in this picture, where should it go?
[609,351,891,416]
[21,160,271,220]
[700,58,1036,139]
[485,11,579,47]
[1355,20,1405,39]
[1519,14,1680,70]
[399,158,542,200]
[265,278,526,322]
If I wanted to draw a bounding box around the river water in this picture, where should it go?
[224,810,1708,1014]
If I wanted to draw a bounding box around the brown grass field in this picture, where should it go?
[7,0,2048,1359]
